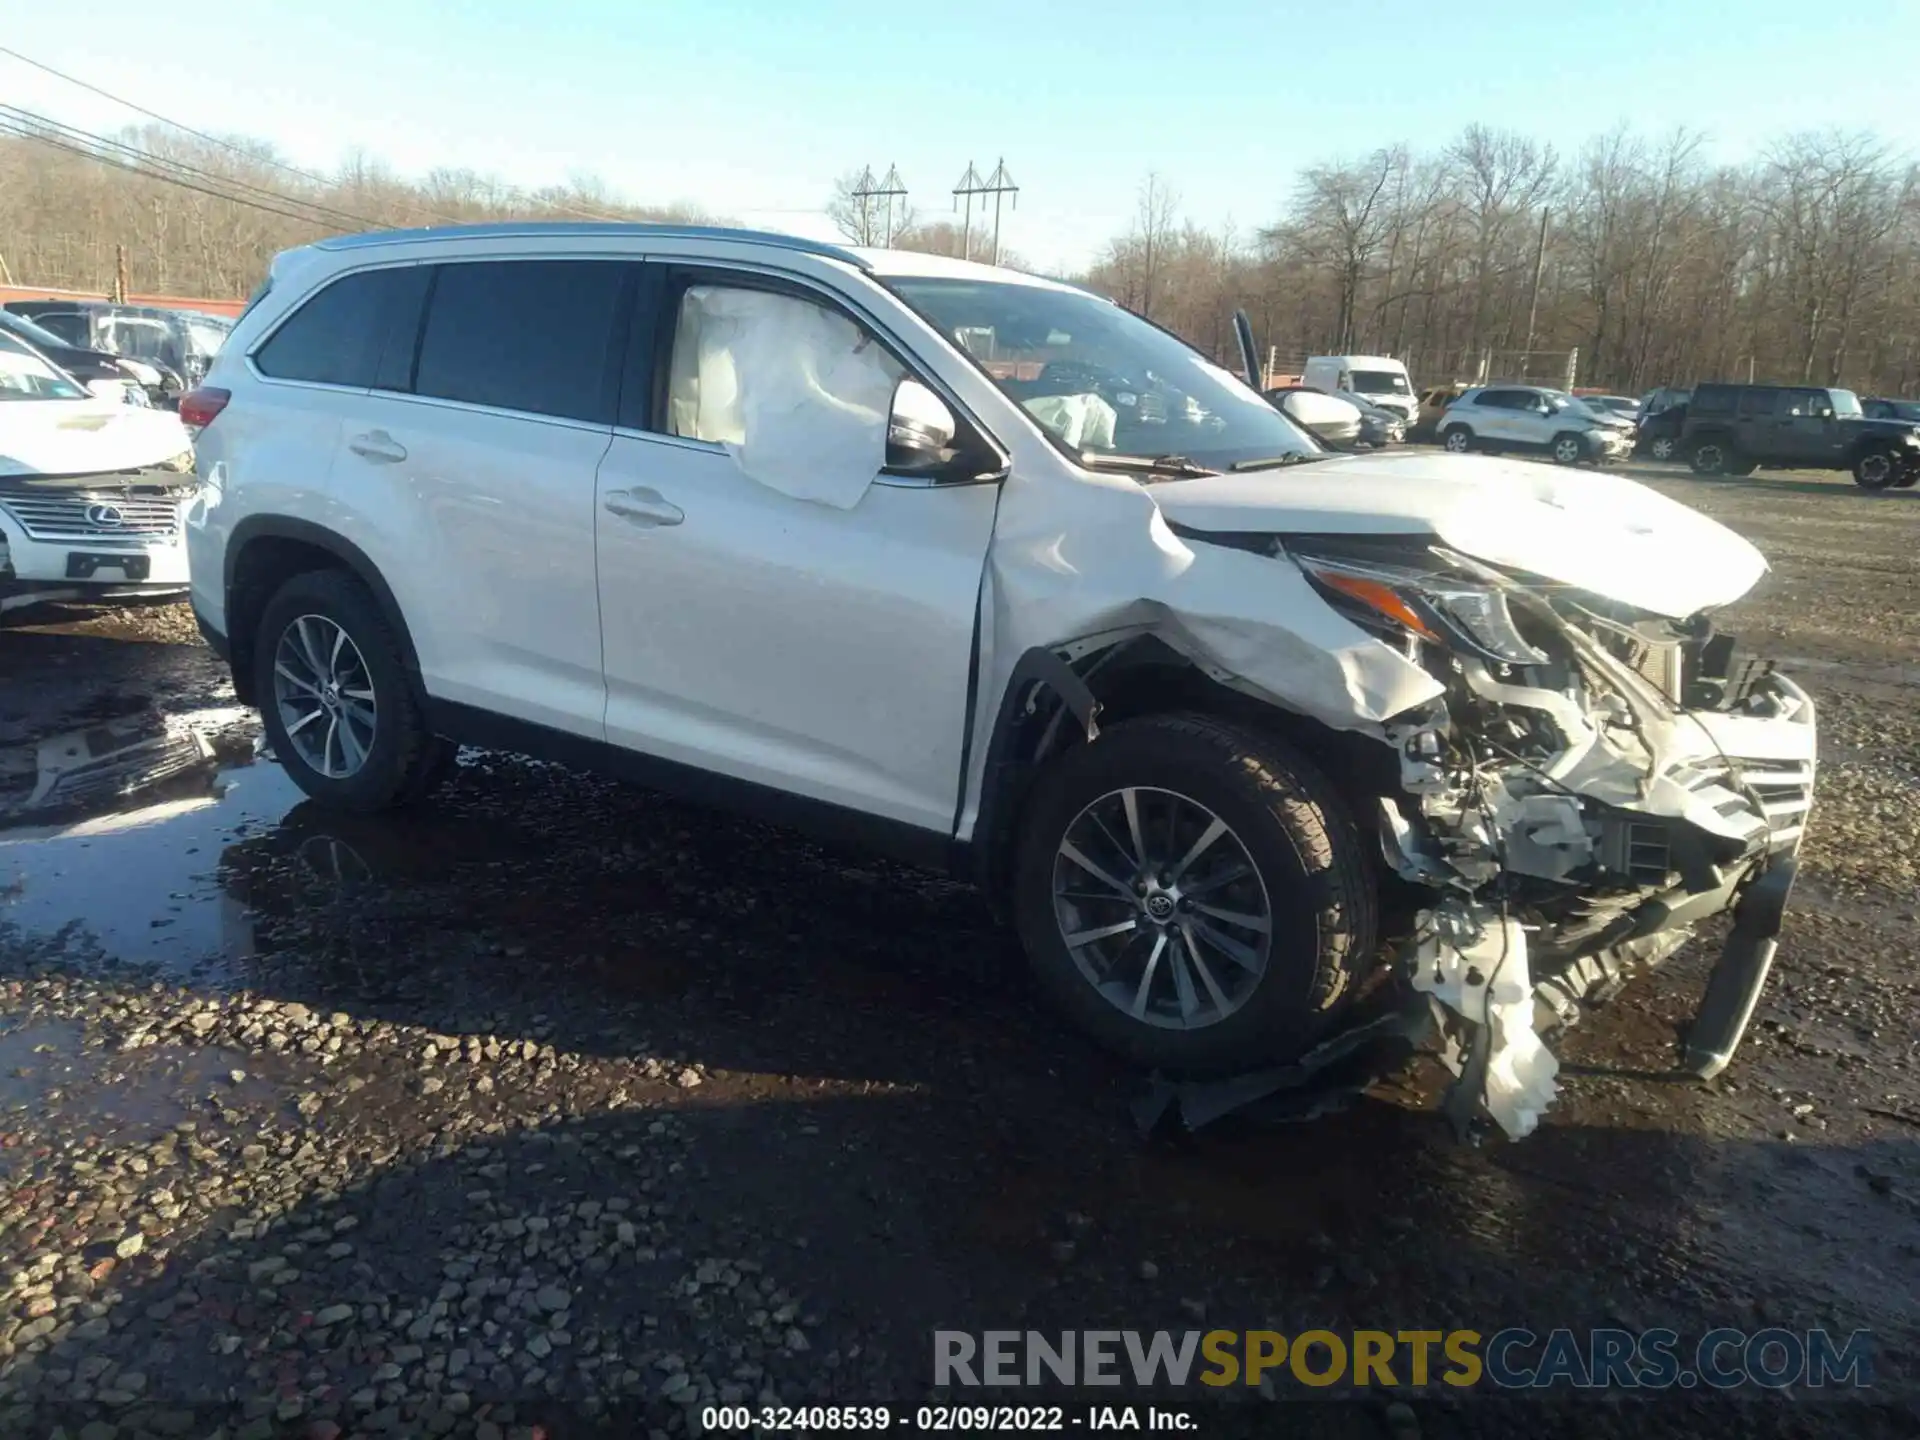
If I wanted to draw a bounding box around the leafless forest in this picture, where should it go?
[4,117,1918,395]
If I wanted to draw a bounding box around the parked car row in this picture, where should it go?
[0,299,231,408]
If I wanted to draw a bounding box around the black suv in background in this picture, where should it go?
[1681,383,1920,489]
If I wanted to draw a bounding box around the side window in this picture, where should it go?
[413,260,627,423]
[1691,385,1735,416]
[34,312,87,346]
[1785,388,1829,417]
[1472,389,1508,408]
[1737,389,1778,418]
[256,267,429,389]
[664,284,905,447]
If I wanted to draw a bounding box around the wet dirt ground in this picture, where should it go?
[1,463,1917,1439]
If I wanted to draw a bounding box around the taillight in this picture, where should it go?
[179,387,230,428]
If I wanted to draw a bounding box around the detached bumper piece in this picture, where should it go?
[1683,855,1798,1079]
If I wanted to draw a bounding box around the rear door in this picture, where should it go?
[592,265,999,836]
[1733,387,1780,459]
[1471,388,1524,444]
[330,256,634,738]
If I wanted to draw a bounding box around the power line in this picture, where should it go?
[0,43,464,227]
[0,45,635,228]
[0,105,386,230]
[0,119,363,228]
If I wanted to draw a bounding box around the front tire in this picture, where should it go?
[1648,435,1677,462]
[1012,713,1377,1076]
[1551,432,1586,465]
[254,569,453,812]
[1441,425,1474,454]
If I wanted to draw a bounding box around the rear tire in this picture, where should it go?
[1441,426,1474,454]
[1689,439,1734,475]
[1012,713,1377,1076]
[1853,446,1900,491]
[253,569,453,813]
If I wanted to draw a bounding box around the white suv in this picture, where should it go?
[185,224,1815,1138]
[1437,385,1631,465]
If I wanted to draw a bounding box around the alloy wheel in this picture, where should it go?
[1554,437,1582,463]
[272,614,379,780]
[1050,786,1272,1031]
[1651,437,1675,461]
[1858,452,1893,487]
[1443,430,1470,453]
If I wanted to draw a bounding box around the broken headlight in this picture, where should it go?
[1291,550,1549,666]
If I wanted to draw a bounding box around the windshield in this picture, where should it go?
[0,337,87,401]
[1831,389,1863,418]
[884,276,1319,471]
[1349,368,1411,396]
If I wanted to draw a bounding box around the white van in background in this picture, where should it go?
[1302,355,1416,426]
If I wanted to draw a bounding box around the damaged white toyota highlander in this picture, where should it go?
[184,225,1814,1140]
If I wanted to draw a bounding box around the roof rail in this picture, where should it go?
[312,222,871,269]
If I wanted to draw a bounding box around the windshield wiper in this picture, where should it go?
[1079,452,1219,479]
[1229,453,1332,472]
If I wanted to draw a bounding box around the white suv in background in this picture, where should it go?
[1437,384,1631,465]
[184,223,1814,1138]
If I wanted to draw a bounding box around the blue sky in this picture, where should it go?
[6,0,1920,273]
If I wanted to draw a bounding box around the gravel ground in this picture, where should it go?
[1,460,1917,1439]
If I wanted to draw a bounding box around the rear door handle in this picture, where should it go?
[603,487,684,527]
[348,430,407,463]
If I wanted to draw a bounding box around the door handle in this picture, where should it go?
[348,430,407,463]
[603,487,684,527]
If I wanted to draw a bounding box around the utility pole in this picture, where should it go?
[952,162,985,262]
[114,244,129,303]
[955,161,1017,263]
[953,159,1018,265]
[1522,206,1550,364]
[851,165,908,247]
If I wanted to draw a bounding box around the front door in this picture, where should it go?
[594,269,999,838]
[1772,388,1846,466]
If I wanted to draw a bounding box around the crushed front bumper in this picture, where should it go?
[1390,647,1815,1139]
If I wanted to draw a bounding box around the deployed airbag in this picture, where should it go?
[670,286,901,510]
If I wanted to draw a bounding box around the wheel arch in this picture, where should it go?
[968,635,1396,917]
[224,516,421,707]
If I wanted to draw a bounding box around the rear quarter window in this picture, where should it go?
[255,266,430,388]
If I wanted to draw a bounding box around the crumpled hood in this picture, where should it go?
[0,400,191,480]
[1149,450,1768,618]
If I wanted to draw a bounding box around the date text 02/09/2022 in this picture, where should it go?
[699,1404,1195,1431]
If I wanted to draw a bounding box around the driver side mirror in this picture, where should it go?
[886,379,957,470]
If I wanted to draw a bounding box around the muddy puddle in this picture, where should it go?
[0,703,1004,1055]
[0,1015,284,1178]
